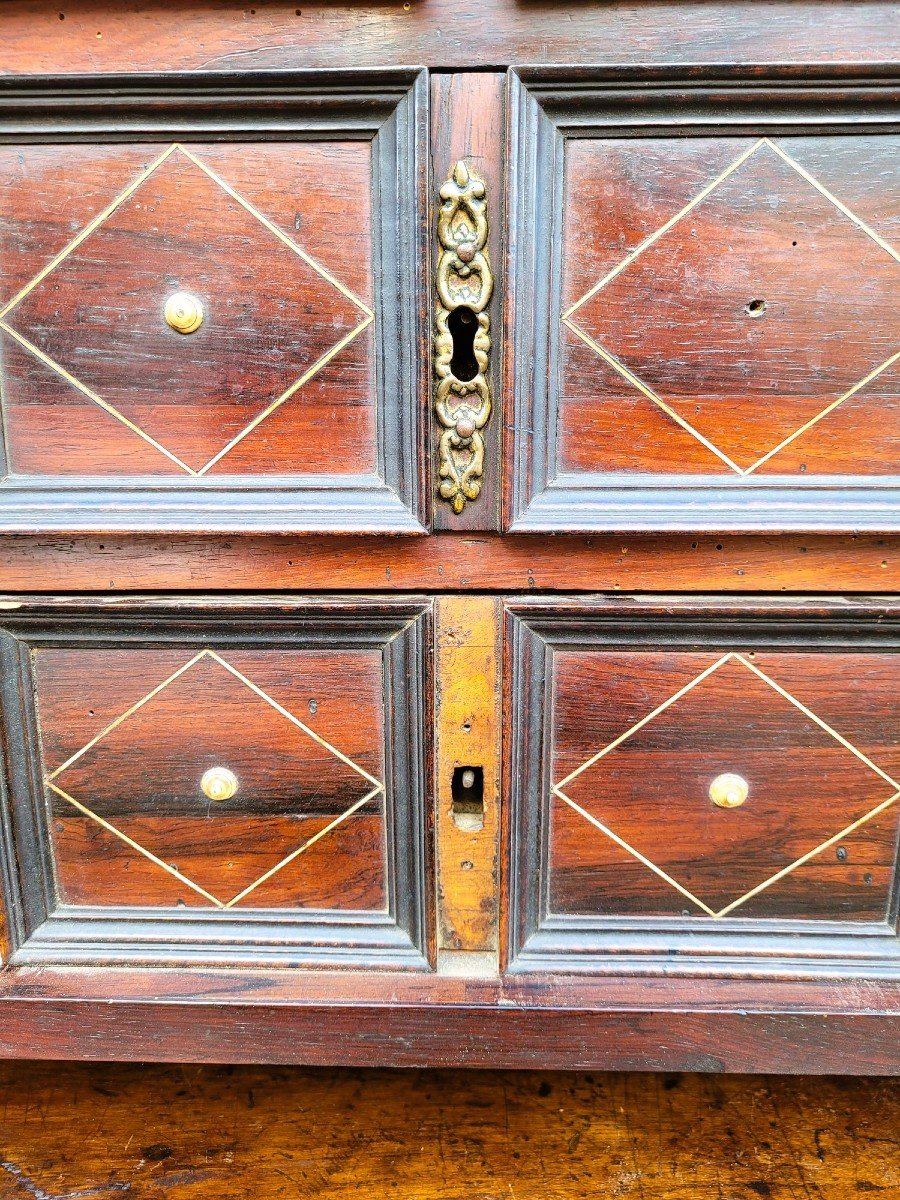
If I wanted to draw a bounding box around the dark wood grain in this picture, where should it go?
[0,532,895,592]
[0,71,428,534]
[430,72,504,531]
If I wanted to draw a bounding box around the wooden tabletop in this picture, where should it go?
[0,1062,897,1198]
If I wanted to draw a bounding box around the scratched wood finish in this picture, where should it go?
[504,69,900,532]
[0,142,375,479]
[0,0,895,73]
[0,72,428,534]
[0,596,432,969]
[0,1062,898,1199]
[434,596,501,951]
[0,533,894,593]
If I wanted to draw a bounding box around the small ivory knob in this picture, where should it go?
[164,291,204,334]
[709,773,749,809]
[200,766,238,802]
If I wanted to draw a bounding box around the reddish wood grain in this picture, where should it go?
[0,142,375,478]
[0,533,895,592]
[560,136,900,477]
[34,644,387,909]
[550,649,900,920]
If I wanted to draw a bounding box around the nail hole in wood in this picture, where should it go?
[745,298,767,317]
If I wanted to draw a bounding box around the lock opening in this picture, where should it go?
[448,306,479,381]
[451,765,484,831]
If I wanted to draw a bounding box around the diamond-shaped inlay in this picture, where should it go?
[553,654,900,917]
[0,144,373,474]
[44,650,384,908]
[564,138,900,474]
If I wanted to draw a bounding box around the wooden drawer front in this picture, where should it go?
[0,73,426,534]
[0,598,431,968]
[506,68,900,532]
[506,599,900,974]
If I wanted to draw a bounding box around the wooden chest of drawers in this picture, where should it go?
[0,0,897,1073]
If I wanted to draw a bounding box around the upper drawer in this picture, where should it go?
[0,72,427,533]
[505,68,900,533]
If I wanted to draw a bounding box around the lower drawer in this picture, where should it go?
[505,598,900,975]
[0,597,431,969]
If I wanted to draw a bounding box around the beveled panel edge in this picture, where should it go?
[509,481,900,535]
[503,65,900,534]
[0,68,426,139]
[502,595,900,977]
[0,480,426,535]
[0,595,434,970]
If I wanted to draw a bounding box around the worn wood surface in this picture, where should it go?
[0,533,895,592]
[0,1062,898,1198]
[431,72,505,532]
[434,596,500,951]
[1,0,896,73]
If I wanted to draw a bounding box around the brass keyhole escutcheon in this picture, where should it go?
[165,291,204,334]
[709,773,749,809]
[200,766,238,802]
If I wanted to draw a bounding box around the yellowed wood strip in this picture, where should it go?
[434,596,501,953]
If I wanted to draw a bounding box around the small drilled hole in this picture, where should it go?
[746,298,767,317]
[451,766,484,831]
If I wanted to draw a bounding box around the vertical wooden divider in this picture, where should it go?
[434,595,502,957]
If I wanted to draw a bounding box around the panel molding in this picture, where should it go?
[0,596,433,970]
[503,595,900,976]
[0,70,429,535]
[504,66,900,533]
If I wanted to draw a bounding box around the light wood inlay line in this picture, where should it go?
[0,144,373,476]
[44,649,211,781]
[716,791,900,917]
[563,136,900,477]
[205,650,385,788]
[561,138,767,321]
[732,654,900,792]
[553,787,718,917]
[0,320,200,475]
[553,654,900,918]
[42,647,386,909]
[45,782,227,908]
[222,785,383,908]
[0,144,181,321]
[553,653,736,790]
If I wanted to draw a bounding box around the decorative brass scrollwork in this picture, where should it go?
[434,160,493,513]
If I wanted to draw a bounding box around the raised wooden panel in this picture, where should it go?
[0,597,432,968]
[505,598,900,974]
[505,68,900,532]
[0,72,427,533]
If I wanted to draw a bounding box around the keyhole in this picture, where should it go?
[448,306,479,381]
[451,765,484,831]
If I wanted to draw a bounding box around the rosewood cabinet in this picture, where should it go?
[0,0,898,1074]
